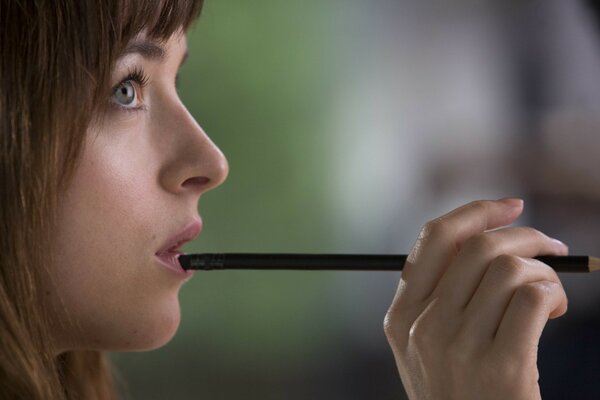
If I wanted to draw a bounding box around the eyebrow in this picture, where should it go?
[122,40,166,62]
[121,40,189,68]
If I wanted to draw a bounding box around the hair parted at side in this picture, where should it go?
[0,1,203,399]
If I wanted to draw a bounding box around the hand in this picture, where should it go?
[384,199,568,400]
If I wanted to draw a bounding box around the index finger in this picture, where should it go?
[398,198,524,304]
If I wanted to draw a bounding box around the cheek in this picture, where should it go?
[47,136,183,351]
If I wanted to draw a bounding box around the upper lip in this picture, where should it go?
[155,219,203,255]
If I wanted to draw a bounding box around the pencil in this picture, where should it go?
[178,254,600,272]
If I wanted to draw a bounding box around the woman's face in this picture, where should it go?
[48,32,228,353]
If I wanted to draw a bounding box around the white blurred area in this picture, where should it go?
[330,0,521,250]
[327,0,600,350]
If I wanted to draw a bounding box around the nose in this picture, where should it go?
[158,104,229,196]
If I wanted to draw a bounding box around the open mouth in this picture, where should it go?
[155,220,202,277]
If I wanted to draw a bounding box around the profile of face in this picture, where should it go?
[47,32,228,353]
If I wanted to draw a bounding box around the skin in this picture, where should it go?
[385,198,569,399]
[47,32,229,354]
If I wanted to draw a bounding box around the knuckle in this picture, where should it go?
[468,200,490,214]
[519,226,546,241]
[464,232,496,254]
[420,218,451,241]
[383,310,398,340]
[384,305,413,346]
[515,282,549,307]
[489,254,525,280]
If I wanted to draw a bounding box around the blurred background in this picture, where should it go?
[112,0,600,398]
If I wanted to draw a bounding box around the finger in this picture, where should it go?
[434,226,568,311]
[400,199,524,303]
[460,257,565,343]
[493,281,567,358]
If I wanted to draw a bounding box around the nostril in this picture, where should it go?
[182,176,210,190]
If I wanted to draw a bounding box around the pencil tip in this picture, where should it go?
[589,256,600,272]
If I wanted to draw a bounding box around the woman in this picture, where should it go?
[0,1,570,400]
[1,0,226,398]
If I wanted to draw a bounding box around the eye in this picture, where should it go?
[113,81,136,106]
[110,66,149,112]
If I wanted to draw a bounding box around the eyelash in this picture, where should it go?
[110,66,149,113]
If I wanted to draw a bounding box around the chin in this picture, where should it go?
[96,296,183,352]
[130,301,182,351]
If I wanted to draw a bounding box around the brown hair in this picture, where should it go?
[0,1,203,398]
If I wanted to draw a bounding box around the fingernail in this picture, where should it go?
[500,197,524,208]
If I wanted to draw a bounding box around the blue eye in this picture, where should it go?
[110,66,149,112]
[113,81,136,106]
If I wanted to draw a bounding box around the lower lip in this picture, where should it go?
[155,252,194,280]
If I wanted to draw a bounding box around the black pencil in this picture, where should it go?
[178,254,600,273]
